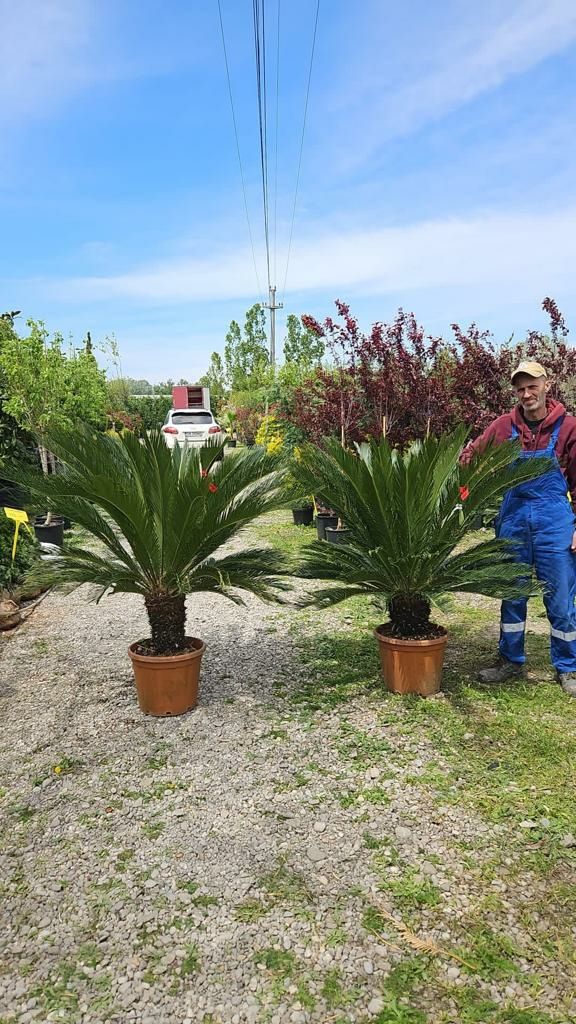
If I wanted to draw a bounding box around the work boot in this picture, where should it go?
[477,656,523,684]
[556,671,576,697]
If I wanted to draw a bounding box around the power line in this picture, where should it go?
[217,0,263,301]
[281,0,320,302]
[252,0,271,291]
[273,0,281,285]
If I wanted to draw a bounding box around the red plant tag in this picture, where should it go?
[459,485,470,501]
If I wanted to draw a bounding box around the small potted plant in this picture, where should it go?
[296,430,548,695]
[315,501,339,541]
[6,425,290,716]
[325,517,350,545]
[292,498,314,527]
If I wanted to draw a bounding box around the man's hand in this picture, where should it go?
[571,529,576,552]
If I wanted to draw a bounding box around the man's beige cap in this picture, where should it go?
[511,360,548,383]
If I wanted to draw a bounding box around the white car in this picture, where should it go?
[161,408,225,450]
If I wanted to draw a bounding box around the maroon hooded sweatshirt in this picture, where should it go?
[460,398,576,505]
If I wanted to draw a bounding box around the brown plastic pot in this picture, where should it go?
[128,637,206,716]
[374,625,447,696]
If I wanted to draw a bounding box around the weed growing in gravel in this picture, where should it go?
[372,996,427,1023]
[176,879,220,907]
[77,942,103,967]
[337,722,393,766]
[448,987,561,1024]
[381,872,442,911]
[460,925,521,981]
[234,897,269,923]
[180,943,201,976]
[31,962,80,1018]
[384,956,431,996]
[144,752,169,769]
[259,860,312,907]
[114,847,135,871]
[321,968,361,1009]
[10,803,35,822]
[261,726,288,741]
[193,894,219,908]
[142,819,166,839]
[254,947,298,976]
[325,925,348,947]
[274,770,311,792]
[363,831,385,849]
[296,978,316,1010]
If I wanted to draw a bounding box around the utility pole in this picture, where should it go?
[265,285,283,368]
[263,285,283,426]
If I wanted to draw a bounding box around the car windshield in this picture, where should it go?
[170,412,213,425]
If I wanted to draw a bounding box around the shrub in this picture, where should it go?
[0,510,38,593]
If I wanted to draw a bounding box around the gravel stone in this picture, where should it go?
[306,844,325,862]
[367,996,385,1015]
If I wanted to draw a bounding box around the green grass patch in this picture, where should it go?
[253,947,298,977]
[180,943,200,976]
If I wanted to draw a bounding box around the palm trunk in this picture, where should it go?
[38,442,52,526]
[144,594,187,654]
[388,594,431,637]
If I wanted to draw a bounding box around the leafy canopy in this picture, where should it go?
[0,320,107,437]
[295,429,549,622]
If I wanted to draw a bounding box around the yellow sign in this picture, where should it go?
[3,507,32,561]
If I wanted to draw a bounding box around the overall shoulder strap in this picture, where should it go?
[550,415,565,447]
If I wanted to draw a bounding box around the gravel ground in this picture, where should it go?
[1,570,575,1023]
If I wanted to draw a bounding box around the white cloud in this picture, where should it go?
[32,206,576,305]
[326,0,576,166]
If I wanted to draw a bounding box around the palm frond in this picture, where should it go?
[3,424,291,605]
[295,430,546,613]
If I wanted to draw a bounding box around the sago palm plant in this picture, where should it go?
[5,424,290,654]
[295,428,549,637]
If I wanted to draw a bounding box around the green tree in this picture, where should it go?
[0,312,36,501]
[0,321,107,518]
[224,304,269,392]
[283,313,324,369]
[199,352,227,415]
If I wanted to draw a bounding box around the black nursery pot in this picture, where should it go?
[0,481,28,510]
[34,517,64,547]
[316,513,339,541]
[292,507,314,527]
[325,527,351,546]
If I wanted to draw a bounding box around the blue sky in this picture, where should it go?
[1,0,576,381]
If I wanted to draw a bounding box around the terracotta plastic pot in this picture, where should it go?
[128,637,206,716]
[374,625,447,696]
[316,513,338,541]
[292,507,314,526]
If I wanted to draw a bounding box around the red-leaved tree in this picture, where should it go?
[290,298,574,446]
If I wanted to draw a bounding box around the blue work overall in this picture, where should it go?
[496,417,576,671]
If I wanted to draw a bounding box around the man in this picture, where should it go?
[461,361,576,695]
